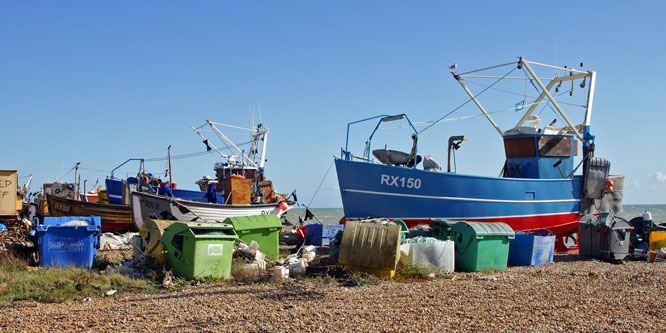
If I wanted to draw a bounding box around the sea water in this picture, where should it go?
[286,205,666,226]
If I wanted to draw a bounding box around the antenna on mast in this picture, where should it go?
[258,104,263,125]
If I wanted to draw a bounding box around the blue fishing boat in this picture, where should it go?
[335,57,624,251]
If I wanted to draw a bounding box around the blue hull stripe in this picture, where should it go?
[343,188,580,204]
[335,159,582,220]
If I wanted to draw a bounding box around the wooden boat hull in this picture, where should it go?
[130,191,293,230]
[47,195,133,232]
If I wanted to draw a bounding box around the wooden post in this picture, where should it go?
[74,162,80,200]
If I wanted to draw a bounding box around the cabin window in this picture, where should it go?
[538,136,571,157]
[503,137,536,157]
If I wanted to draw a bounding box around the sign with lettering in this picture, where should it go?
[0,171,18,215]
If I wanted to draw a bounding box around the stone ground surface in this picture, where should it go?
[0,253,664,332]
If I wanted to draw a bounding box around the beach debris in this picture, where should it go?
[244,261,266,271]
[279,227,302,246]
[131,235,143,257]
[105,290,117,296]
[657,248,666,259]
[100,232,137,250]
[289,259,307,277]
[301,245,317,262]
[0,283,6,293]
[648,251,657,263]
[340,280,360,288]
[272,266,289,282]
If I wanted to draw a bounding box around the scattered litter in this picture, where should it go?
[289,259,307,276]
[82,297,91,303]
[657,248,666,259]
[340,280,360,288]
[100,232,136,250]
[302,245,316,255]
[105,290,117,296]
[273,266,289,282]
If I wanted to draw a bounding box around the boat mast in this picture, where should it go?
[584,71,596,127]
[205,119,260,169]
[453,57,594,144]
[452,73,504,136]
[519,58,583,142]
[168,145,173,185]
[259,126,268,169]
[192,124,239,164]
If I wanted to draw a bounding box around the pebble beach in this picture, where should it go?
[1,253,663,332]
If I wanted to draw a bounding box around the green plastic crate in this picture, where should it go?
[161,222,237,280]
[224,215,282,260]
[431,219,458,240]
[449,221,515,272]
[393,219,409,242]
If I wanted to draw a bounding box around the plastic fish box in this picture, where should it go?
[305,224,344,246]
[508,231,555,266]
[36,216,101,268]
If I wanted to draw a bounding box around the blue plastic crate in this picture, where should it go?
[508,231,555,266]
[305,224,344,246]
[36,216,101,268]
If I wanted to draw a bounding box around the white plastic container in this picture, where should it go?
[273,266,289,282]
[302,252,316,262]
[289,259,307,276]
[407,240,455,272]
[643,210,653,221]
[302,245,316,255]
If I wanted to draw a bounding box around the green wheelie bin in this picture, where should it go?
[161,222,238,280]
[449,221,515,272]
[224,215,282,260]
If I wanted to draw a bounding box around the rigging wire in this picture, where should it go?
[56,165,76,183]
[378,106,520,131]
[464,80,586,109]
[307,159,335,207]
[80,167,113,173]
[418,66,517,135]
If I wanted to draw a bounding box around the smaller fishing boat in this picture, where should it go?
[47,194,133,232]
[129,118,296,229]
[130,191,293,229]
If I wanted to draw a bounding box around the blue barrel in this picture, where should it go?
[508,231,555,266]
[36,216,101,268]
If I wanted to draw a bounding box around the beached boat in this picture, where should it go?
[335,57,624,251]
[128,119,295,229]
[105,177,223,205]
[130,191,293,229]
[47,194,133,232]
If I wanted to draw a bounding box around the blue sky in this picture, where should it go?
[1,1,665,206]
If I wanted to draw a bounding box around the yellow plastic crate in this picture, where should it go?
[649,231,666,251]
